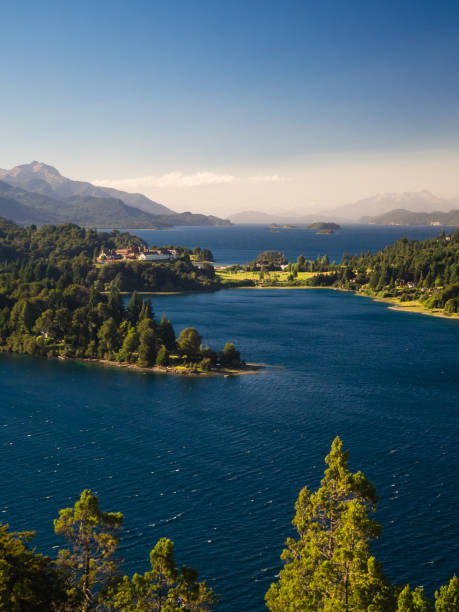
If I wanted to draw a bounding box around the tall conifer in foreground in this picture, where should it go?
[266,437,394,611]
[54,490,123,611]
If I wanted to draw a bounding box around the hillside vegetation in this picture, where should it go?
[0,218,246,374]
[303,230,459,314]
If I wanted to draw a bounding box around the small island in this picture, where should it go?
[306,222,341,233]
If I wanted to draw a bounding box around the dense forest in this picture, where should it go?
[0,218,218,292]
[1,438,457,610]
[0,218,241,371]
[295,231,459,313]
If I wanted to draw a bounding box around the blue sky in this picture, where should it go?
[2,0,459,213]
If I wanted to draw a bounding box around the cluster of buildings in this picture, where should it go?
[97,246,178,264]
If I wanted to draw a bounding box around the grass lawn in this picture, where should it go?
[217,269,316,287]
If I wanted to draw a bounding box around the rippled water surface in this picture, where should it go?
[1,286,458,609]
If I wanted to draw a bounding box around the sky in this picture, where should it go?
[1,0,459,215]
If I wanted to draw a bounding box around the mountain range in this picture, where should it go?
[0,162,230,228]
[361,208,459,226]
[230,191,459,225]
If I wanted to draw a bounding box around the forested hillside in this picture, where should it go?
[0,218,243,371]
[302,230,459,313]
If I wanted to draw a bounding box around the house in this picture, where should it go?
[138,250,170,261]
[97,250,123,264]
[115,246,141,259]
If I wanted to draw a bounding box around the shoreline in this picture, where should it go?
[71,357,264,377]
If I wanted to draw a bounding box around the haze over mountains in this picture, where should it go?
[231,190,459,225]
[0,162,230,228]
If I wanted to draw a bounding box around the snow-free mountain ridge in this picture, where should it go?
[230,191,458,225]
[0,161,174,215]
[0,162,231,228]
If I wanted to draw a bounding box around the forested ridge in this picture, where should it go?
[1,439,457,610]
[0,218,242,371]
[299,230,459,313]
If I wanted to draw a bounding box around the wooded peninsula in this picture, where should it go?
[0,218,248,375]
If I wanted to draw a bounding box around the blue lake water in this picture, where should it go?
[129,224,454,265]
[1,226,459,610]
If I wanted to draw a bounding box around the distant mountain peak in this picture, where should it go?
[19,160,62,178]
[327,190,455,220]
[25,161,62,176]
[2,161,63,181]
[0,161,231,227]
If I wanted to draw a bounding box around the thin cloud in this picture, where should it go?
[246,174,282,184]
[93,171,283,190]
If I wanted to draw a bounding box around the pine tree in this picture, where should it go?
[266,437,394,611]
[106,538,217,611]
[137,328,157,367]
[97,317,119,357]
[138,298,154,322]
[155,344,169,366]
[218,342,241,367]
[396,585,432,611]
[54,490,123,612]
[118,327,139,363]
[107,286,124,323]
[126,291,143,325]
[176,327,202,360]
[0,525,66,611]
[435,575,459,611]
[157,314,176,351]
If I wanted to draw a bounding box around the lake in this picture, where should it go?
[1,226,458,610]
[128,223,454,265]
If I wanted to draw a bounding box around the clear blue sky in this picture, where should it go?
[2,0,459,213]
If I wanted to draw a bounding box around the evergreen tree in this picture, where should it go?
[106,537,217,611]
[138,298,154,322]
[218,342,241,367]
[176,327,202,360]
[155,344,169,366]
[97,317,119,356]
[137,328,157,367]
[297,254,306,271]
[157,314,176,351]
[127,291,143,325]
[107,286,124,324]
[137,316,155,337]
[435,575,459,611]
[54,490,123,612]
[396,585,432,611]
[0,525,66,611]
[266,437,394,611]
[118,327,139,363]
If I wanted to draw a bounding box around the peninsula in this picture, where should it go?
[0,218,253,376]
